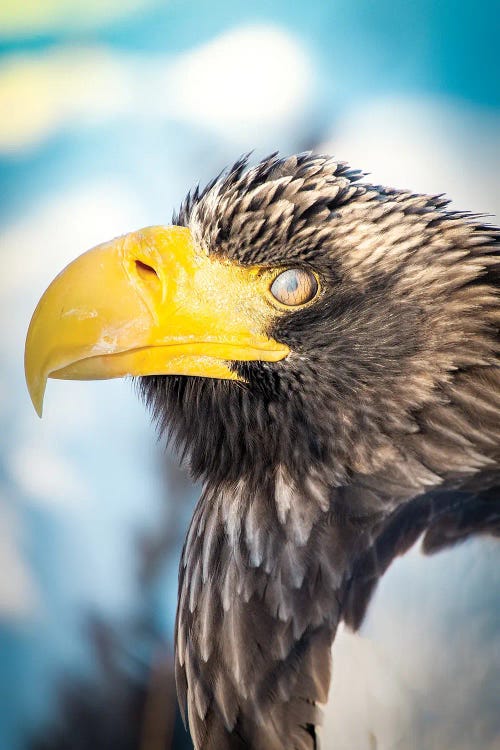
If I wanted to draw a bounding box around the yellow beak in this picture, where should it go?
[25,225,289,416]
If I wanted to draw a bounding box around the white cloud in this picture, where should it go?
[8,437,91,508]
[323,96,500,218]
[162,26,313,139]
[0,499,39,618]
[0,25,313,152]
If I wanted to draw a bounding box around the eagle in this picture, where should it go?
[25,153,499,750]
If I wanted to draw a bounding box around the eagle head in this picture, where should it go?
[138,153,497,490]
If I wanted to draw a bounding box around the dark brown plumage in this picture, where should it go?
[139,153,500,749]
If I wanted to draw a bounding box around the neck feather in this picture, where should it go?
[175,466,365,749]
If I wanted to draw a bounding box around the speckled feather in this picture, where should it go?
[140,153,499,749]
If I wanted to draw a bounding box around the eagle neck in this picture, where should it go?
[175,464,367,748]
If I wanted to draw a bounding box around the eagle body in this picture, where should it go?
[26,153,500,749]
[138,155,500,749]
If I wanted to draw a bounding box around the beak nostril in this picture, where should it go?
[134,260,162,295]
[135,259,158,278]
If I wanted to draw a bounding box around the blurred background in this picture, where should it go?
[0,2,499,749]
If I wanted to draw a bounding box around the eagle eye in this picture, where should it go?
[270,269,318,306]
